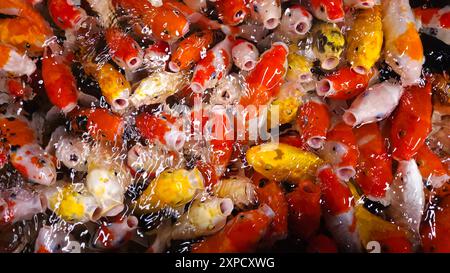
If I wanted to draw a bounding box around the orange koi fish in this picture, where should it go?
[296,98,330,149]
[353,123,393,204]
[307,0,345,23]
[0,17,48,55]
[320,122,359,181]
[214,0,249,26]
[135,112,185,151]
[169,30,214,72]
[191,205,275,253]
[422,196,450,253]
[415,144,449,189]
[390,81,432,161]
[105,27,144,71]
[42,47,79,113]
[48,0,87,30]
[0,77,34,101]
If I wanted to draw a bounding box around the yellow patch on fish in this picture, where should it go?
[49,185,85,222]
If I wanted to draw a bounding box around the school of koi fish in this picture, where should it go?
[0,0,448,253]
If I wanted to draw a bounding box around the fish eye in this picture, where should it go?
[173,9,180,16]
[234,10,244,19]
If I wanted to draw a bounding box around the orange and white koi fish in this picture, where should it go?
[231,39,259,71]
[296,98,330,149]
[41,47,78,113]
[135,112,186,151]
[93,215,138,249]
[343,81,404,127]
[414,6,450,45]
[48,0,87,30]
[169,30,214,72]
[105,27,144,71]
[0,187,46,225]
[317,165,361,252]
[390,82,432,161]
[191,205,275,253]
[249,0,282,30]
[320,122,358,182]
[0,17,48,55]
[0,116,56,186]
[316,67,372,100]
[239,42,288,108]
[280,5,313,38]
[0,44,36,76]
[215,0,249,26]
[307,0,345,23]
[190,35,235,93]
[382,0,424,86]
[353,123,393,205]
[415,144,449,189]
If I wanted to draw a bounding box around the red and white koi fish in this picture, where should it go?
[0,44,36,76]
[316,67,373,100]
[105,27,144,71]
[231,39,259,71]
[317,165,361,252]
[48,0,87,30]
[0,116,56,186]
[353,123,393,205]
[387,159,424,237]
[343,81,404,127]
[382,0,424,86]
[415,144,449,189]
[135,112,186,151]
[214,0,249,26]
[249,0,282,30]
[296,98,330,150]
[414,6,450,45]
[0,187,46,225]
[390,82,432,161]
[41,47,78,113]
[320,122,358,182]
[93,215,139,249]
[280,5,313,38]
[306,0,345,23]
[191,205,275,253]
[190,35,235,93]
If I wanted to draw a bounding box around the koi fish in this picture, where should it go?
[249,0,282,30]
[137,168,204,213]
[316,67,372,100]
[127,143,182,176]
[296,98,330,149]
[256,179,288,246]
[135,112,185,151]
[171,197,234,240]
[320,122,359,182]
[169,30,214,72]
[346,6,383,74]
[0,44,36,77]
[0,116,56,186]
[353,123,393,205]
[0,187,46,225]
[267,81,303,125]
[390,82,432,161]
[213,176,257,210]
[286,46,314,83]
[387,159,424,237]
[54,134,90,172]
[190,35,234,93]
[280,5,313,38]
[48,0,87,30]
[286,180,321,240]
[246,143,323,182]
[34,226,75,253]
[382,0,424,86]
[415,144,449,189]
[191,205,275,253]
[239,42,288,107]
[421,196,450,253]
[307,0,345,23]
[214,0,249,26]
[231,39,259,71]
[343,81,404,127]
[0,77,34,101]
[0,17,48,55]
[68,108,125,144]
[317,165,361,252]
[105,27,144,71]
[83,62,131,112]
[414,6,450,45]
[93,215,139,249]
[311,22,345,70]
